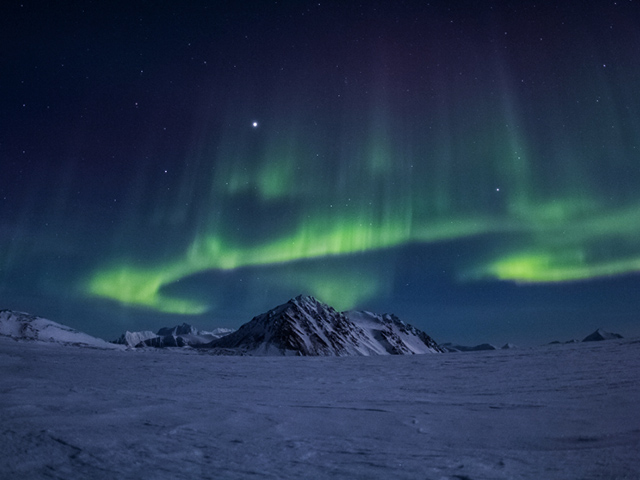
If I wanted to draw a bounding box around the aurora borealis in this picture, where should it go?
[2,1,640,344]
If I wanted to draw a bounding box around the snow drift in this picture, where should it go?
[1,332,638,479]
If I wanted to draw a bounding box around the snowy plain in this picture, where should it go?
[1,336,639,479]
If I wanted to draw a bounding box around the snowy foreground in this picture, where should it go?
[1,337,639,479]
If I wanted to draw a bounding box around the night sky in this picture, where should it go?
[2,1,640,345]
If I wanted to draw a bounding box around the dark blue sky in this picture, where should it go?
[2,1,640,345]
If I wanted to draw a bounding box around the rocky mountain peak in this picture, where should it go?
[204,296,443,356]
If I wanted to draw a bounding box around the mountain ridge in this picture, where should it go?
[113,323,234,348]
[202,295,444,356]
[0,309,123,349]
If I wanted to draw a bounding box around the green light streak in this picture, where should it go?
[83,82,640,314]
[87,264,209,314]
[255,139,299,200]
[478,249,640,284]
[87,193,640,313]
[86,209,505,313]
[467,203,640,283]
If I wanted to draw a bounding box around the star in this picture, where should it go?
[252,121,258,128]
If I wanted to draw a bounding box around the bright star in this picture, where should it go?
[252,121,258,128]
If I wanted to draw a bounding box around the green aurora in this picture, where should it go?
[85,81,640,314]
[4,1,640,343]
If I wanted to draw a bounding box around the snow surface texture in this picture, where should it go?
[1,336,638,479]
[0,309,123,350]
[206,295,444,355]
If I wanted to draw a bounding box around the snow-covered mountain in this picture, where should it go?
[549,329,624,345]
[204,295,444,356]
[441,343,498,353]
[346,310,444,354]
[0,309,123,349]
[114,330,158,348]
[114,323,234,348]
[582,328,623,342]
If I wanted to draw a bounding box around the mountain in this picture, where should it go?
[114,323,234,348]
[114,330,158,348]
[548,339,579,345]
[346,310,444,354]
[441,343,498,353]
[0,309,123,349]
[582,329,623,342]
[157,323,199,336]
[202,295,444,356]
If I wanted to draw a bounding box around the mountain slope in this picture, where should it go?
[204,295,444,356]
[346,310,444,354]
[0,309,123,349]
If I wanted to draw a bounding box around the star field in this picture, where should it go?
[1,1,640,344]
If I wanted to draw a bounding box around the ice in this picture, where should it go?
[1,337,638,479]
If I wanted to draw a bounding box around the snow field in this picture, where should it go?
[0,337,638,479]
